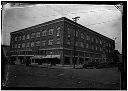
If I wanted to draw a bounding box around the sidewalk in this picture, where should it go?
[30,63,83,69]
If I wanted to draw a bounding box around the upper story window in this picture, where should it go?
[95,46,98,50]
[22,43,25,48]
[92,37,94,42]
[92,45,94,50]
[36,41,40,46]
[22,35,25,40]
[86,43,89,48]
[26,42,30,47]
[67,39,71,45]
[96,38,98,43]
[15,44,17,48]
[42,30,46,36]
[76,31,78,37]
[49,29,54,35]
[26,34,30,39]
[36,32,40,37]
[48,39,53,45]
[15,37,17,41]
[80,42,84,48]
[31,42,35,47]
[18,44,21,48]
[31,33,35,39]
[100,40,102,44]
[42,40,46,46]
[87,35,90,40]
[19,36,21,41]
[100,47,102,51]
[57,27,61,36]
[109,43,111,47]
[75,41,79,46]
[81,33,84,39]
[56,38,61,44]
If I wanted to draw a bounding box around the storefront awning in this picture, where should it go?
[43,55,60,59]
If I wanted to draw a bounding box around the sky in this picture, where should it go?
[2,3,122,53]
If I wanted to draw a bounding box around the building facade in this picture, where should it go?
[10,17,115,65]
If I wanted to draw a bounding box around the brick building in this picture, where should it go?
[10,17,115,65]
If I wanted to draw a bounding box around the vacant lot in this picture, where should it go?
[5,64,121,89]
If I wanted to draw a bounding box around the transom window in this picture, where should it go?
[42,30,46,36]
[49,29,54,35]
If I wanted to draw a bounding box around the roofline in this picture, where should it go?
[63,17,115,42]
[11,17,65,34]
[11,17,114,42]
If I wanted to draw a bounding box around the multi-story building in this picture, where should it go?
[10,17,115,65]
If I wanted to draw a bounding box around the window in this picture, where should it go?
[15,37,17,41]
[81,33,84,39]
[42,30,46,36]
[42,40,46,46]
[36,32,40,37]
[36,41,40,46]
[26,34,30,39]
[95,46,97,50]
[87,35,90,40]
[100,47,102,51]
[109,43,111,47]
[22,43,25,48]
[86,43,89,48]
[18,44,21,48]
[56,38,61,44]
[19,36,21,41]
[92,45,94,50]
[22,35,25,40]
[80,42,84,48]
[49,29,54,35]
[31,33,35,38]
[15,44,17,48]
[75,41,78,46]
[48,39,53,45]
[92,37,94,42]
[67,39,71,45]
[96,39,98,43]
[57,27,61,36]
[31,42,35,47]
[26,42,30,47]
[100,40,102,44]
[76,31,78,37]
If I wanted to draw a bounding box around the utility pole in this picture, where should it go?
[72,17,80,69]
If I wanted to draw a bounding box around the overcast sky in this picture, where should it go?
[2,4,122,53]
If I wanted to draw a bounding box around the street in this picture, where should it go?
[5,64,121,89]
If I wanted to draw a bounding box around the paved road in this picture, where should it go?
[5,64,121,89]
